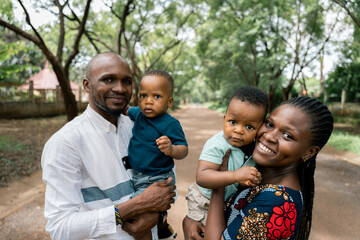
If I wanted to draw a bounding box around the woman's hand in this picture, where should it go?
[219,149,231,171]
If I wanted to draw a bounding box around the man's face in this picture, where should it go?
[84,54,133,120]
[138,75,173,118]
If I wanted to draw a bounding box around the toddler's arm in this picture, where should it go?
[196,160,261,189]
[156,136,188,160]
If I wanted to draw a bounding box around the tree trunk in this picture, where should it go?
[341,88,346,110]
[268,85,276,112]
[282,86,291,101]
[52,63,78,121]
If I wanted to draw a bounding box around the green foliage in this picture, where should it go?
[0,30,43,84]
[192,0,329,106]
[0,0,14,21]
[326,62,360,102]
[0,135,24,151]
[327,130,360,155]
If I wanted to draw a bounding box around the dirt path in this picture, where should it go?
[0,105,359,239]
[168,106,224,239]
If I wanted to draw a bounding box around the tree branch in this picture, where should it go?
[16,0,48,50]
[146,40,181,71]
[332,0,360,28]
[162,43,184,71]
[54,0,67,63]
[64,0,92,76]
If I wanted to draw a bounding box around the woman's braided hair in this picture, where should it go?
[281,96,334,240]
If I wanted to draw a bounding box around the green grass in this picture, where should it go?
[0,135,24,151]
[333,116,360,125]
[327,130,360,155]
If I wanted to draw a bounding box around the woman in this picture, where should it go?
[183,96,334,240]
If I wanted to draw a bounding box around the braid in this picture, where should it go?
[282,96,334,240]
[296,156,316,240]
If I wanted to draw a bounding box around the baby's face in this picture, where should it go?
[223,99,265,148]
[139,76,173,118]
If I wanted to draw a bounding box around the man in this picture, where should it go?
[42,52,175,240]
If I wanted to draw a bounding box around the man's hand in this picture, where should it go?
[183,216,205,240]
[232,166,261,187]
[156,136,173,156]
[139,177,176,212]
[122,212,159,239]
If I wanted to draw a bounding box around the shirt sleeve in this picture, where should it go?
[41,133,117,240]
[128,106,140,121]
[165,120,188,146]
[199,135,225,164]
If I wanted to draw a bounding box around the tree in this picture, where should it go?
[0,0,92,120]
[326,62,360,102]
[80,0,198,105]
[332,0,360,28]
[193,0,341,109]
[0,30,43,85]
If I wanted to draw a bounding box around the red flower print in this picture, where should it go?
[266,202,297,239]
[234,198,246,210]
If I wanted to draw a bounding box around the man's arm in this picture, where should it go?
[42,134,175,240]
[117,178,176,239]
[116,177,175,221]
[183,216,206,240]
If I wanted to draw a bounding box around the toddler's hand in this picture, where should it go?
[156,136,172,156]
[233,166,262,187]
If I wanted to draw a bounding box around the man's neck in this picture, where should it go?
[89,103,119,127]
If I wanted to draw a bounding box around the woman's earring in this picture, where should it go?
[302,156,308,162]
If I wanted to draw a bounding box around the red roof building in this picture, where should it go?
[18,61,79,90]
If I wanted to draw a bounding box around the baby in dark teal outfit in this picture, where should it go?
[126,70,188,240]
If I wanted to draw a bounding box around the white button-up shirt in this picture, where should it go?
[42,105,135,240]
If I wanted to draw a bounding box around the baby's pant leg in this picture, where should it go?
[185,182,210,226]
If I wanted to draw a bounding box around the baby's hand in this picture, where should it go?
[233,166,262,187]
[156,136,172,156]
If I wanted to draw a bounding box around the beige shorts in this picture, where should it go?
[185,182,210,225]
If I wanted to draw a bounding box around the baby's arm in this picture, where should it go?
[156,136,188,160]
[196,160,261,189]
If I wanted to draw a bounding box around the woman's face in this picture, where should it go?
[253,104,314,168]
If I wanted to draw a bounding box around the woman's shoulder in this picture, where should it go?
[224,184,303,240]
[248,184,302,201]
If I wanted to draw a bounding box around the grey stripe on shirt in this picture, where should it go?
[81,180,133,202]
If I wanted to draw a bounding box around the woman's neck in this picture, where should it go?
[258,166,301,191]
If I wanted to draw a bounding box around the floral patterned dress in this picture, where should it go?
[223,184,303,240]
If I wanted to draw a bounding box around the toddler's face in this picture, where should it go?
[223,99,265,148]
[139,76,173,118]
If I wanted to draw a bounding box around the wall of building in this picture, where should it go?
[0,101,88,119]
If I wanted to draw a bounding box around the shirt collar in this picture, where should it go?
[85,105,117,133]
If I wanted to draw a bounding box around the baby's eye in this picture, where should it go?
[229,120,236,125]
[265,120,273,128]
[140,94,147,98]
[283,132,294,140]
[246,125,254,130]
[154,95,161,99]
